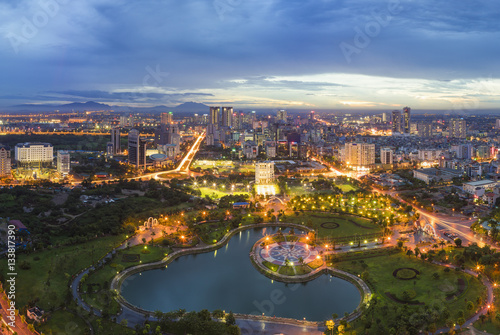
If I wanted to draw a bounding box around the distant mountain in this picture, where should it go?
[3,101,210,114]
[173,102,210,113]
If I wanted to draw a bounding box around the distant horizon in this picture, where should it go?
[1,100,500,116]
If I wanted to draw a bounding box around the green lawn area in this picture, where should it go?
[278,266,296,276]
[336,253,487,321]
[337,183,357,192]
[197,187,249,199]
[38,309,90,335]
[287,185,310,196]
[82,245,171,314]
[307,258,323,269]
[0,234,127,311]
[286,212,382,238]
[92,318,136,335]
[262,260,279,272]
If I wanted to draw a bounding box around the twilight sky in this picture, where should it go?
[1,0,499,111]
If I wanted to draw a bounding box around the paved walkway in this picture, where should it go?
[71,221,496,335]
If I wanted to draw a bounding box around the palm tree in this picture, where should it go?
[439,240,446,250]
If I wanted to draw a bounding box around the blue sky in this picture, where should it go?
[1,0,499,110]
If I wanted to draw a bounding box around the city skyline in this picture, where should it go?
[1,0,499,111]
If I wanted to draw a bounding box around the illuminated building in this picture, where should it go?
[15,142,53,167]
[128,129,147,169]
[391,110,402,134]
[344,142,375,167]
[449,118,466,138]
[403,106,411,134]
[57,151,70,176]
[380,147,393,165]
[0,145,11,176]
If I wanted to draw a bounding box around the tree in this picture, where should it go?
[226,311,236,326]
[439,240,446,250]
[457,317,465,329]
[454,238,462,248]
[479,314,487,324]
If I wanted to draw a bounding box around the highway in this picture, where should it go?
[313,156,484,247]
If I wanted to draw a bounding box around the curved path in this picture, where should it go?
[71,221,494,335]
[72,223,332,334]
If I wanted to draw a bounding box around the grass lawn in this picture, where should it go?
[278,266,296,276]
[262,260,279,272]
[287,212,382,238]
[92,318,136,335]
[287,185,310,196]
[336,253,487,320]
[337,183,357,193]
[38,309,90,335]
[307,258,324,269]
[82,245,171,314]
[277,265,311,276]
[0,234,127,311]
[197,187,249,199]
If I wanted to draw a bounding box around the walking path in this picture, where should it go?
[70,221,496,335]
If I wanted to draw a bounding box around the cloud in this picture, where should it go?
[0,0,499,109]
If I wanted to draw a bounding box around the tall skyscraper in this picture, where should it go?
[128,129,147,169]
[221,107,233,127]
[210,107,220,125]
[380,148,393,165]
[449,118,467,138]
[276,110,287,122]
[391,110,402,134]
[403,106,411,134]
[57,151,70,175]
[417,123,432,137]
[111,127,121,155]
[382,112,388,122]
[344,143,375,166]
[0,145,11,177]
[161,112,173,125]
[309,110,315,121]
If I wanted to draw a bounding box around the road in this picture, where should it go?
[315,157,483,247]
[0,289,35,335]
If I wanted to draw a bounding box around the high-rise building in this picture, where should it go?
[221,107,233,127]
[128,129,147,169]
[344,143,375,166]
[155,124,180,146]
[276,110,287,122]
[15,142,53,167]
[382,112,388,122]
[403,106,411,134]
[210,107,220,125]
[309,111,316,121]
[57,151,70,176]
[496,119,500,129]
[449,118,467,138]
[380,148,393,165]
[161,112,173,125]
[0,145,11,177]
[417,123,432,137]
[255,161,275,184]
[111,128,121,155]
[391,110,402,134]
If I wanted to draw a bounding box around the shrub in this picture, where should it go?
[401,289,417,301]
